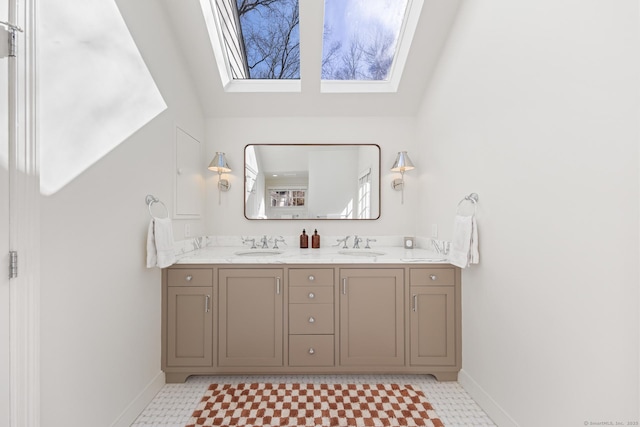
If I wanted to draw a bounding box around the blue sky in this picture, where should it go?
[322,0,409,79]
[324,0,408,37]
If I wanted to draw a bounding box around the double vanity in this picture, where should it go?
[161,244,461,383]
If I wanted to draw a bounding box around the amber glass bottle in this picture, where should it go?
[312,229,320,248]
[300,229,309,248]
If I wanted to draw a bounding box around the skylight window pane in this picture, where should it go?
[235,0,300,79]
[322,0,408,81]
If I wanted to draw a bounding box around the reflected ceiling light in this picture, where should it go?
[208,152,231,204]
[391,151,415,204]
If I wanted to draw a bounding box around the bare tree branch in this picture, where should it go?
[237,0,300,79]
[236,0,279,17]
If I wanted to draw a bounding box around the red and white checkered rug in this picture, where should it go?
[186,383,444,427]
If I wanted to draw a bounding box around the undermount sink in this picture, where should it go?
[234,249,284,256]
[337,249,386,257]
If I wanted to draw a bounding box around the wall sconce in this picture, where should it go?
[391,151,415,204]
[208,152,231,205]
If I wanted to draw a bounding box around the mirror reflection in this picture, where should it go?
[245,144,380,220]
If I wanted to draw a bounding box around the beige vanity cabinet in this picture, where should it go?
[339,268,405,366]
[218,268,284,367]
[409,268,461,380]
[162,263,461,383]
[163,268,214,370]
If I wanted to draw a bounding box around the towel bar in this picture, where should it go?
[146,194,169,220]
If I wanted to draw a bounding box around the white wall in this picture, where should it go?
[204,117,419,237]
[415,1,639,425]
[308,150,358,218]
[39,1,205,426]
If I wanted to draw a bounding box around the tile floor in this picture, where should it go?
[131,374,495,427]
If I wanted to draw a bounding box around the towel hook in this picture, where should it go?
[146,194,169,220]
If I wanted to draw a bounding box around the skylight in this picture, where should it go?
[321,0,408,81]
[235,0,300,79]
[201,0,422,93]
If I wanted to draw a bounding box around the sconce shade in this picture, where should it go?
[208,152,231,173]
[391,151,415,172]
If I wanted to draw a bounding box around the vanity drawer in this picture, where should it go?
[289,286,333,304]
[289,335,334,367]
[289,269,334,287]
[409,268,455,286]
[289,304,334,335]
[167,269,213,287]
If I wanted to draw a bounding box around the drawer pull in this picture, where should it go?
[185,275,193,282]
[429,274,437,281]
[342,278,347,295]
[205,295,211,313]
[308,316,315,323]
[412,294,417,312]
[308,348,315,355]
[276,277,281,295]
[308,292,315,299]
[308,275,315,281]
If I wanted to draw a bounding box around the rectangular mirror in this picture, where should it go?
[245,144,380,220]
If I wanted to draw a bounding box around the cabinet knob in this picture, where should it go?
[429,274,437,281]
[185,275,193,281]
[308,348,315,355]
[308,316,315,323]
[308,292,315,299]
[308,275,315,281]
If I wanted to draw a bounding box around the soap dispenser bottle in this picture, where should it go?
[300,229,309,248]
[312,229,320,249]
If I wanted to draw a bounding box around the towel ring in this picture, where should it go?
[146,194,169,220]
[456,193,479,216]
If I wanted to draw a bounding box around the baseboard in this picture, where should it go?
[458,369,520,427]
[110,371,165,427]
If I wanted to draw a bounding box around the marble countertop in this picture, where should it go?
[175,245,450,265]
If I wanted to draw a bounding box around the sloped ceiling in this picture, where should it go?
[161,0,461,118]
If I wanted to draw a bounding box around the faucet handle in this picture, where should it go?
[365,238,377,249]
[242,236,257,249]
[273,236,286,249]
[333,236,351,249]
[431,239,451,255]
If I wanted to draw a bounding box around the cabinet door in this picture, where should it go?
[339,269,404,366]
[218,269,284,367]
[410,286,456,366]
[166,287,213,367]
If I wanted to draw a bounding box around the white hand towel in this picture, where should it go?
[146,220,157,268]
[146,218,176,268]
[449,214,479,268]
[470,215,479,265]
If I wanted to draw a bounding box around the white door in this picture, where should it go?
[0,0,11,423]
[0,0,17,427]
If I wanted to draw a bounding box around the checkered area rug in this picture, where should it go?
[185,383,444,426]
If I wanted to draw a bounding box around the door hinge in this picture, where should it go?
[9,251,18,279]
[0,20,23,58]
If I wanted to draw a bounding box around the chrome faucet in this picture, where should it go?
[273,236,286,249]
[432,239,450,255]
[353,235,362,249]
[365,238,376,249]
[260,235,269,249]
[334,236,350,249]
